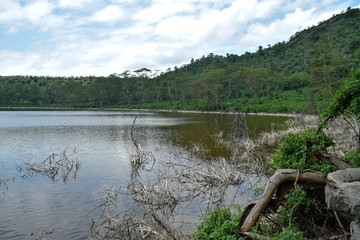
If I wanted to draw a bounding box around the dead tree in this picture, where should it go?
[232,112,249,140]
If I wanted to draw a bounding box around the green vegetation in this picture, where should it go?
[272,66,360,174]
[270,226,308,240]
[344,150,360,167]
[192,205,244,240]
[1,8,359,114]
[320,67,360,126]
[272,129,336,175]
[250,187,314,239]
[193,63,360,240]
[275,186,316,226]
[192,187,312,240]
[267,66,359,237]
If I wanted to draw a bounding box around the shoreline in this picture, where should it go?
[0,106,301,117]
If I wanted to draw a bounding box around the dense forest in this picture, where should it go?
[1,8,359,113]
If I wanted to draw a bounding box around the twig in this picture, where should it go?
[333,211,347,235]
[150,212,179,240]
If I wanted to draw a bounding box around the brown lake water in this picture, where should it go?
[0,110,290,239]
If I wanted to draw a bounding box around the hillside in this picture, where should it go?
[178,7,360,75]
[0,7,359,113]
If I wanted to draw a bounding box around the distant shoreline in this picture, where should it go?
[0,106,300,117]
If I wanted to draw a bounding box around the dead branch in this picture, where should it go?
[150,212,179,240]
[240,169,326,232]
[91,117,247,239]
[315,151,352,170]
[129,116,156,171]
[326,116,360,155]
[17,148,80,183]
[231,112,249,140]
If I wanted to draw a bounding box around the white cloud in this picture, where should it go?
[57,0,96,9]
[235,0,355,52]
[91,5,125,23]
[24,0,54,23]
[133,2,194,23]
[151,0,283,50]
[0,0,55,28]
[0,50,40,75]
[0,0,23,24]
[238,8,317,49]
[155,16,197,39]
[110,0,140,4]
[0,0,358,76]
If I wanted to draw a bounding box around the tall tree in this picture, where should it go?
[199,64,226,103]
[236,67,270,102]
[309,43,339,96]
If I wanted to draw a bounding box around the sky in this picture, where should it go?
[0,0,359,76]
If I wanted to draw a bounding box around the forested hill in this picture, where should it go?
[1,8,359,113]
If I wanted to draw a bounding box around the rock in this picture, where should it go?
[325,168,360,240]
[325,168,360,216]
[351,218,360,240]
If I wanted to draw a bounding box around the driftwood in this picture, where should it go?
[315,151,352,170]
[240,169,326,232]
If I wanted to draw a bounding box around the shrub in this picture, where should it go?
[272,129,336,175]
[276,186,316,225]
[192,205,244,240]
[271,226,308,240]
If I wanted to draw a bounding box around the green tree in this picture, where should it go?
[320,67,360,124]
[309,43,339,96]
[199,64,226,103]
[319,67,360,151]
[236,67,270,102]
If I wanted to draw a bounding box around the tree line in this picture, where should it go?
[1,8,359,113]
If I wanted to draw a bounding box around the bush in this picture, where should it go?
[272,129,336,175]
[192,205,244,240]
[276,186,316,225]
[271,226,308,240]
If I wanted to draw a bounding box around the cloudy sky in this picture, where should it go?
[0,0,359,76]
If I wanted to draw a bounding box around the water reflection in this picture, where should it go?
[0,110,290,239]
[158,112,290,160]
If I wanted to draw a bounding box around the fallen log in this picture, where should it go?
[240,169,326,232]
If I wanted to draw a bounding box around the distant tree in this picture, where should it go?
[309,43,339,96]
[199,65,226,103]
[236,67,269,102]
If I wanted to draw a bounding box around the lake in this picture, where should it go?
[0,110,289,239]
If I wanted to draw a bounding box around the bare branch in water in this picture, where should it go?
[17,147,80,183]
[129,116,156,171]
[90,117,252,239]
[90,114,359,239]
[231,112,249,140]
